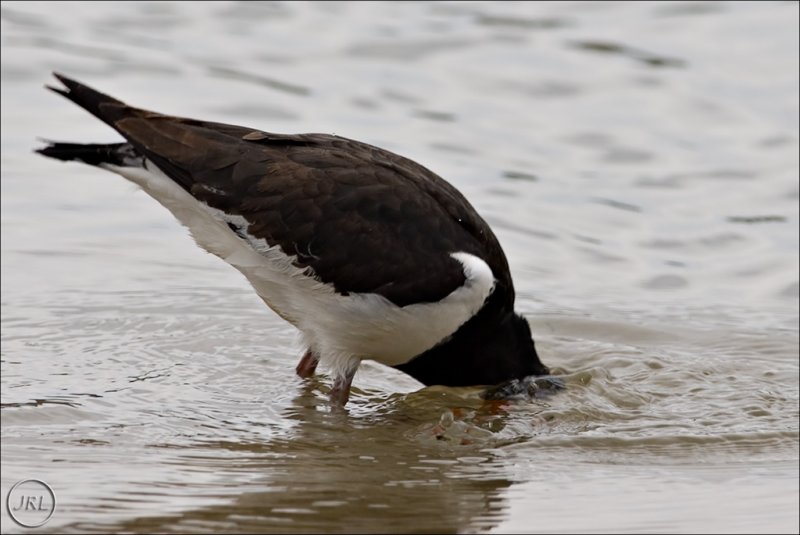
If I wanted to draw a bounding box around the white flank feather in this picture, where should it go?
[102,160,496,381]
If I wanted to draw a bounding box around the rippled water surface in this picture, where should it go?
[2,1,798,533]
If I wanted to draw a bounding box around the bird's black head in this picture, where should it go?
[394,311,550,388]
[480,312,550,380]
[508,312,550,373]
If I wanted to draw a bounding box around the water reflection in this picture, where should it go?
[67,389,528,534]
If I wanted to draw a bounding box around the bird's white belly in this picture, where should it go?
[103,160,496,378]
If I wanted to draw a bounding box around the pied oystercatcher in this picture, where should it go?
[36,73,551,406]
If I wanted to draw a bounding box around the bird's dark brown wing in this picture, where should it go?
[47,74,514,308]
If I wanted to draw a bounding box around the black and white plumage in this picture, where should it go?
[36,73,551,406]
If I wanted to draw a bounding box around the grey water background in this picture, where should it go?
[1,1,798,533]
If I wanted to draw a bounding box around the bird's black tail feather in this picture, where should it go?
[36,142,143,168]
[45,72,131,128]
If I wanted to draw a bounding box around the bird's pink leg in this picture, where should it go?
[329,367,357,407]
[295,350,319,379]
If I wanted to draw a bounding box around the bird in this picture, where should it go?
[36,73,551,407]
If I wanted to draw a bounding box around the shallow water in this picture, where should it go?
[1,1,798,533]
